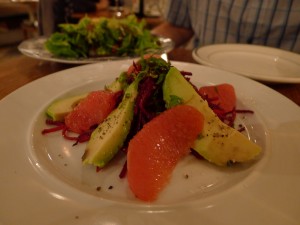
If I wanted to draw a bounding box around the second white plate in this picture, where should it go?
[192,44,300,83]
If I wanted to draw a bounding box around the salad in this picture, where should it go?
[45,15,161,59]
[42,55,261,201]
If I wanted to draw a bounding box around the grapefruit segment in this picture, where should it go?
[198,83,236,113]
[65,90,119,134]
[127,105,204,202]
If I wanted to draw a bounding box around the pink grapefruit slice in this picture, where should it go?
[198,83,236,113]
[65,90,119,134]
[127,104,204,201]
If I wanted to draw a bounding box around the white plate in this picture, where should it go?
[18,36,174,64]
[1,60,300,225]
[192,44,300,83]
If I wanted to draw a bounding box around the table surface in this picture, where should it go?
[1,45,300,107]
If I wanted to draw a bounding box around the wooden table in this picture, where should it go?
[1,46,300,107]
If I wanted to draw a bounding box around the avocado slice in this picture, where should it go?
[46,93,89,121]
[82,77,140,168]
[105,71,129,92]
[163,67,261,166]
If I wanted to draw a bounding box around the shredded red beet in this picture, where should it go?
[119,160,127,178]
[76,131,94,143]
[42,119,66,134]
[180,71,193,76]
[236,109,254,114]
[45,119,65,126]
[131,76,163,133]
[42,119,95,145]
[136,78,157,116]
[190,149,204,160]
[42,125,66,134]
[62,129,78,141]
[62,128,94,146]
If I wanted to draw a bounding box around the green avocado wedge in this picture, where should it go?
[46,93,89,121]
[82,77,140,168]
[163,67,262,166]
[105,71,129,92]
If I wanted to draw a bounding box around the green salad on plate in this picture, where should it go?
[45,15,161,59]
